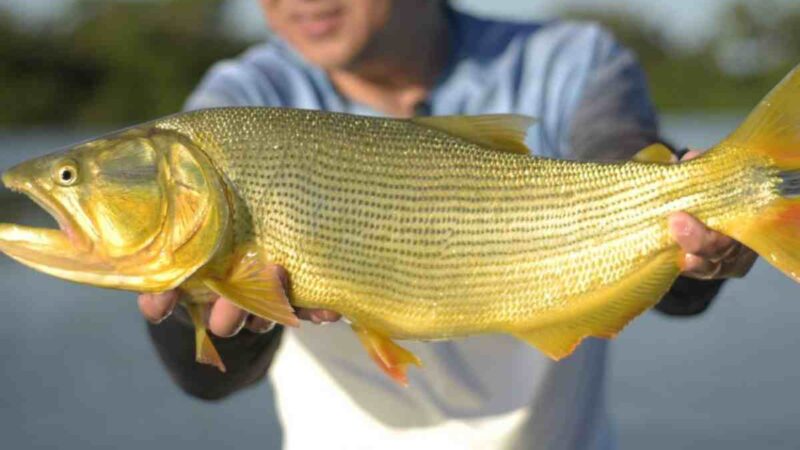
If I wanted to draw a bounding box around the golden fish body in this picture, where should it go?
[2,65,800,382]
[157,108,767,340]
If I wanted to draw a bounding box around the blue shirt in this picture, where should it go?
[186,11,657,161]
[183,8,658,450]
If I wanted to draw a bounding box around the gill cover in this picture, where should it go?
[0,128,229,292]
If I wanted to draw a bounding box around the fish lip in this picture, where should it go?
[2,178,91,253]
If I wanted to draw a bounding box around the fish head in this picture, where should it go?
[0,127,230,292]
[2,132,166,257]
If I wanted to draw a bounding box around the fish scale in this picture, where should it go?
[155,107,770,338]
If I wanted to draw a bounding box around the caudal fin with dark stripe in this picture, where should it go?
[719,64,800,282]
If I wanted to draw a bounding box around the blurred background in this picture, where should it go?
[1,0,799,449]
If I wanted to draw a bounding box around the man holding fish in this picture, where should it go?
[130,0,755,448]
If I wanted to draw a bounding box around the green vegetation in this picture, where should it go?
[0,0,248,125]
[0,0,798,125]
[567,2,800,112]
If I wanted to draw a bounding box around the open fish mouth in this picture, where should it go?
[0,173,102,276]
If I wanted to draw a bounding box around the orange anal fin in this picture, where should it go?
[511,250,680,360]
[186,302,226,372]
[513,327,584,361]
[203,245,299,328]
[352,324,421,386]
[195,328,225,372]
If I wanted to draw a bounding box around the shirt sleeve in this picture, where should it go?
[147,312,284,400]
[565,26,723,315]
[183,54,286,110]
[183,68,253,110]
[566,26,659,161]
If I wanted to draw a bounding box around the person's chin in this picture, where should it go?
[301,42,362,70]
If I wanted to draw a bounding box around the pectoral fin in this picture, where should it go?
[352,324,421,386]
[512,250,681,359]
[185,302,225,372]
[202,245,299,327]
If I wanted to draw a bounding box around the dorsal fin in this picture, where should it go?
[632,143,674,164]
[411,114,535,155]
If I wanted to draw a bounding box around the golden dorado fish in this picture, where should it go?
[3,66,800,385]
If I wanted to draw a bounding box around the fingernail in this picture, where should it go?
[153,293,176,324]
[252,321,276,334]
[246,316,274,333]
[677,220,692,237]
[150,315,167,325]
[231,316,248,336]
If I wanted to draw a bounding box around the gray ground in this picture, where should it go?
[1,114,798,449]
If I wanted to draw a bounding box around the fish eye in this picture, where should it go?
[53,161,79,186]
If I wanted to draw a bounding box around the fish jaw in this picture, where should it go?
[0,222,113,282]
[2,157,95,243]
[0,212,201,291]
[0,128,233,293]
[0,169,110,285]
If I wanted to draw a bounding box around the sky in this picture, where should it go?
[0,0,791,48]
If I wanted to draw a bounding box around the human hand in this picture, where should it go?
[138,265,341,336]
[668,150,758,280]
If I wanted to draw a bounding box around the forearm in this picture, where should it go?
[655,276,724,316]
[147,309,283,400]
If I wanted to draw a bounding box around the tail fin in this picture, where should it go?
[722,65,800,282]
[723,65,800,167]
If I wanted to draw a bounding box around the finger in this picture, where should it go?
[668,212,735,259]
[246,316,276,334]
[138,290,179,324]
[296,308,342,324]
[208,297,248,337]
[680,150,702,161]
[683,244,759,279]
[719,246,759,279]
[681,253,722,279]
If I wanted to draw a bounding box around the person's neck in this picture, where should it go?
[328,5,449,118]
